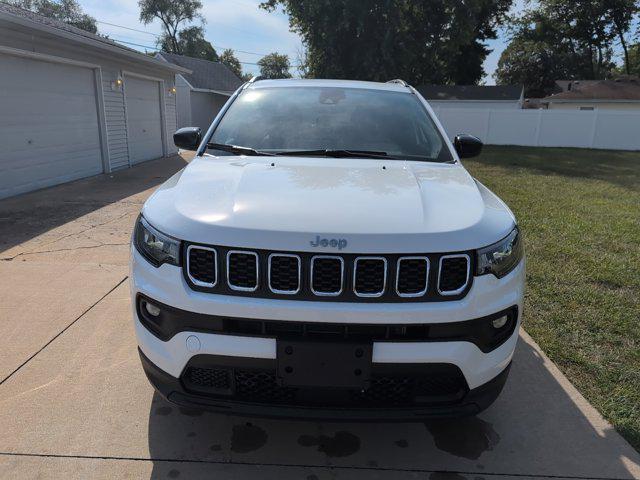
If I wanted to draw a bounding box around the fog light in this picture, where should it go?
[145,302,161,317]
[492,315,508,329]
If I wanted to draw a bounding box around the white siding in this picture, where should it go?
[101,69,129,170]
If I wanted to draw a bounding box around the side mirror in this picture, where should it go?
[454,134,483,159]
[174,127,201,150]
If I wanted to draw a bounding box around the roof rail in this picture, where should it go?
[386,79,409,87]
[248,75,263,84]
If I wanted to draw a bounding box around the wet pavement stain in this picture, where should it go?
[155,406,172,416]
[168,469,181,478]
[297,431,360,458]
[394,439,409,448]
[231,422,268,453]
[429,472,466,480]
[306,475,319,480]
[366,460,379,467]
[210,444,222,452]
[424,417,500,460]
[187,432,196,438]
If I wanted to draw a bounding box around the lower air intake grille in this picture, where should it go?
[181,365,467,407]
[438,255,470,294]
[183,367,231,392]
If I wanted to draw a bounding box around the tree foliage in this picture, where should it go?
[495,0,638,96]
[159,25,218,61]
[260,0,512,84]
[139,0,217,61]
[11,0,98,33]
[257,52,292,79]
[219,49,250,80]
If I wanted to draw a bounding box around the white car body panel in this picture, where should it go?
[143,156,515,254]
[131,78,526,415]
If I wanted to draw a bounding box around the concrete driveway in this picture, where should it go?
[1,155,639,480]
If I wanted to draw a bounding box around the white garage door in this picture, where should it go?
[0,54,103,199]
[125,75,163,164]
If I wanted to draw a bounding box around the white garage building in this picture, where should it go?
[0,3,190,199]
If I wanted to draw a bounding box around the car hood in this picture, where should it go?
[143,154,516,253]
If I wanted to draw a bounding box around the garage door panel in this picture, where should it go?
[125,75,163,164]
[0,54,102,199]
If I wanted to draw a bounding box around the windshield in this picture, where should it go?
[208,86,453,162]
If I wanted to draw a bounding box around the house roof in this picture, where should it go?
[0,2,189,73]
[157,52,243,94]
[543,78,640,102]
[416,84,523,101]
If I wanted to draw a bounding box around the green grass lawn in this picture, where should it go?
[464,146,640,451]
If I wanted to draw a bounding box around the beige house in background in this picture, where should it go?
[542,77,640,110]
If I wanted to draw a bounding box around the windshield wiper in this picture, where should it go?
[273,149,395,159]
[207,142,275,156]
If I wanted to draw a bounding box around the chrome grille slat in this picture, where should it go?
[353,256,387,297]
[268,253,301,295]
[186,245,217,287]
[310,255,344,296]
[227,250,259,292]
[437,254,470,295]
[396,256,429,297]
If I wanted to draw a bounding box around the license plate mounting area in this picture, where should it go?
[277,340,372,388]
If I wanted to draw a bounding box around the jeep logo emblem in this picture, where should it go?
[310,235,347,250]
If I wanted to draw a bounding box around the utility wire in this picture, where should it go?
[111,37,300,67]
[96,20,284,57]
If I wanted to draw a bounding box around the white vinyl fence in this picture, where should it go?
[432,107,640,151]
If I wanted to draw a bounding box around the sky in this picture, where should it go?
[79,0,525,84]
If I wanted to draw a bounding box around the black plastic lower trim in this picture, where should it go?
[136,294,518,353]
[139,348,511,421]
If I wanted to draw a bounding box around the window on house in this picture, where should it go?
[579,106,595,111]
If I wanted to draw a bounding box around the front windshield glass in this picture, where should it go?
[209,86,453,162]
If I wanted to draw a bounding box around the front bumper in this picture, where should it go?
[139,348,512,420]
[131,245,524,418]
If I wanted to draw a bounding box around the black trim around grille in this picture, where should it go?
[182,244,474,302]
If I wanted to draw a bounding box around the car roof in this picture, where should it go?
[247,78,412,93]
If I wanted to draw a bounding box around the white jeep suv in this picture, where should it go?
[131,78,524,420]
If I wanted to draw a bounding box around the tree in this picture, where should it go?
[219,49,250,80]
[139,0,204,56]
[603,0,638,75]
[260,0,513,85]
[496,0,637,96]
[11,0,98,33]
[159,25,218,61]
[257,52,292,79]
[494,37,576,97]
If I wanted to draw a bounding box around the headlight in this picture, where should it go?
[133,215,181,267]
[476,226,523,278]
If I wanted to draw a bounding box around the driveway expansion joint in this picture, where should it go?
[0,451,630,480]
[0,276,128,386]
[1,243,130,261]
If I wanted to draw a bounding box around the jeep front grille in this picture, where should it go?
[184,245,472,302]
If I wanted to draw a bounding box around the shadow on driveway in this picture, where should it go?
[145,332,640,479]
[0,154,189,253]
